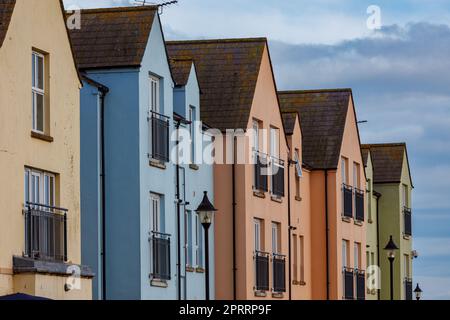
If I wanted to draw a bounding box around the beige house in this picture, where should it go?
[0,0,92,299]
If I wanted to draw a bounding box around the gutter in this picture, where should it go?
[374,191,382,300]
[325,169,330,300]
[232,136,237,300]
[287,158,295,300]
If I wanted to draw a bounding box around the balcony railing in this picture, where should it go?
[150,231,171,281]
[272,253,286,293]
[255,251,270,291]
[342,184,353,218]
[355,269,366,300]
[404,207,412,236]
[343,267,354,300]
[271,158,285,198]
[355,188,365,222]
[404,278,413,300]
[149,111,170,163]
[254,152,268,192]
[24,202,67,262]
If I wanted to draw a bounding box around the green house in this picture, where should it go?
[362,143,414,300]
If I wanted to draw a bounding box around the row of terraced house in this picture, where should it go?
[0,1,416,300]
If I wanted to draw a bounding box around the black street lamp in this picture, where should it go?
[384,235,399,301]
[414,283,423,301]
[196,191,218,301]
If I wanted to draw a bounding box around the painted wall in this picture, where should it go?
[309,99,367,300]
[376,151,413,300]
[0,0,88,298]
[214,45,290,300]
[364,152,380,300]
[286,116,312,300]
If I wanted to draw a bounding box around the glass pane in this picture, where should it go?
[36,93,44,132]
[32,54,35,87]
[37,55,44,90]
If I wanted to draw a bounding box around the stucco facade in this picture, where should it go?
[0,0,92,299]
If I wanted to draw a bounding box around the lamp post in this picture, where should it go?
[196,191,217,301]
[414,283,423,301]
[384,235,399,300]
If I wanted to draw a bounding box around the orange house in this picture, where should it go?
[167,38,293,300]
[279,89,367,300]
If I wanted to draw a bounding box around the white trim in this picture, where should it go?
[149,75,160,113]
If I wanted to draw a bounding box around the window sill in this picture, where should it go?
[189,164,199,171]
[31,131,53,143]
[292,280,306,286]
[253,191,266,199]
[149,159,167,170]
[150,279,168,288]
[186,266,195,273]
[403,234,412,240]
[195,267,205,274]
[254,290,267,297]
[354,220,364,226]
[271,195,283,203]
[342,216,352,223]
[368,218,374,224]
[272,292,284,299]
[295,196,302,202]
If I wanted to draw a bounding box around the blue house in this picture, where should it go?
[69,6,214,300]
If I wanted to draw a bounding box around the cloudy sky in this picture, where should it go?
[64,0,450,299]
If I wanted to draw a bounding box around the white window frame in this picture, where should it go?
[24,168,55,207]
[341,157,348,185]
[150,193,161,233]
[254,219,262,252]
[353,162,360,188]
[271,222,279,254]
[270,127,279,159]
[354,242,360,270]
[189,106,196,164]
[252,120,260,152]
[342,240,349,268]
[32,51,45,133]
[149,75,160,114]
[402,184,408,208]
[186,210,193,267]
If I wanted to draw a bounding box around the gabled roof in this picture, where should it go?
[361,143,413,186]
[0,0,15,49]
[279,89,352,169]
[166,38,267,131]
[169,58,193,87]
[67,6,158,70]
[281,112,298,136]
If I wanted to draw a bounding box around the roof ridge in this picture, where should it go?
[72,5,158,14]
[362,143,407,148]
[279,88,353,94]
[167,37,267,45]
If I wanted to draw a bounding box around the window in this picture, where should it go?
[366,251,370,269]
[189,106,196,164]
[341,157,348,185]
[252,119,260,152]
[354,242,361,270]
[195,215,204,268]
[150,193,162,233]
[186,210,193,266]
[402,184,408,208]
[149,75,160,113]
[299,236,305,282]
[254,219,263,252]
[371,252,375,267]
[294,149,302,198]
[270,127,279,158]
[271,222,280,254]
[404,254,410,278]
[353,162,360,189]
[24,168,55,206]
[32,51,45,133]
[292,234,298,281]
[342,240,349,268]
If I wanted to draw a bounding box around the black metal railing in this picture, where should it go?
[272,254,286,293]
[342,184,353,218]
[255,251,270,291]
[271,158,285,197]
[254,152,268,192]
[151,231,171,281]
[355,269,366,300]
[404,278,413,300]
[355,188,365,222]
[404,207,412,236]
[149,111,170,162]
[24,202,67,262]
[343,267,354,300]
